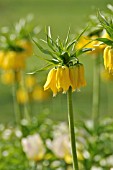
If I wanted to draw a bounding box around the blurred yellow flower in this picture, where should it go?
[25,75,37,89]
[2,51,25,70]
[21,134,45,161]
[76,34,107,55]
[32,85,49,101]
[16,39,33,57]
[0,51,5,68]
[101,70,113,82]
[16,88,28,104]
[1,71,15,85]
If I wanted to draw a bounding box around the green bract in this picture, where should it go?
[96,11,113,46]
[33,27,93,70]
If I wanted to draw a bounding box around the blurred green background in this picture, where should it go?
[0,0,113,123]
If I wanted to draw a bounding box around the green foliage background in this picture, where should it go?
[0,0,113,123]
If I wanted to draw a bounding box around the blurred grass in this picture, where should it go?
[0,0,113,123]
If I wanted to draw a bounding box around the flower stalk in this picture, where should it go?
[12,76,20,125]
[92,55,101,125]
[67,86,79,170]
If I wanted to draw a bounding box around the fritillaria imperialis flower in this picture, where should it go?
[56,66,71,93]
[69,64,86,91]
[25,75,37,89]
[44,68,58,97]
[103,46,113,73]
[16,88,28,104]
[32,85,49,101]
[21,134,45,161]
[16,39,33,57]
[2,51,26,70]
[1,71,15,85]
[44,64,86,96]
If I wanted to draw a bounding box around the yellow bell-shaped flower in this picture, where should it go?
[69,64,86,91]
[44,68,57,97]
[16,39,33,57]
[16,88,28,104]
[103,46,111,69]
[77,64,86,88]
[25,75,37,89]
[1,71,15,85]
[0,51,5,68]
[56,66,71,93]
[108,48,113,73]
[69,66,78,92]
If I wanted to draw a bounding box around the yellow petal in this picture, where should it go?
[103,46,111,69]
[44,68,57,96]
[69,66,78,91]
[108,48,113,73]
[78,64,86,88]
[56,66,71,93]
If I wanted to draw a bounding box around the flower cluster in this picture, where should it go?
[33,27,92,97]
[44,64,86,96]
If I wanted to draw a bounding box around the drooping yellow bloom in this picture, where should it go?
[0,51,5,68]
[1,71,15,85]
[101,70,113,82]
[44,65,86,96]
[56,66,71,93]
[103,46,111,69]
[69,64,86,91]
[44,68,57,97]
[16,39,33,57]
[16,88,28,104]
[76,35,105,55]
[25,75,37,89]
[32,85,49,101]
[2,51,25,70]
[77,64,86,88]
[108,48,113,73]
[69,66,78,91]
[103,46,113,73]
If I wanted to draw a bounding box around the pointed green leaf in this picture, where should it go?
[33,39,55,58]
[66,39,77,51]
[76,25,89,43]
[96,37,113,46]
[98,11,113,39]
[76,48,93,57]
[64,27,70,46]
[27,64,53,75]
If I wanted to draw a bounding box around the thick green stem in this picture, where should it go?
[12,82,20,125]
[67,87,79,170]
[21,71,31,123]
[92,55,101,125]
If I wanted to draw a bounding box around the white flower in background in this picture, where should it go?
[50,134,72,164]
[91,166,103,170]
[2,128,12,139]
[21,134,45,161]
